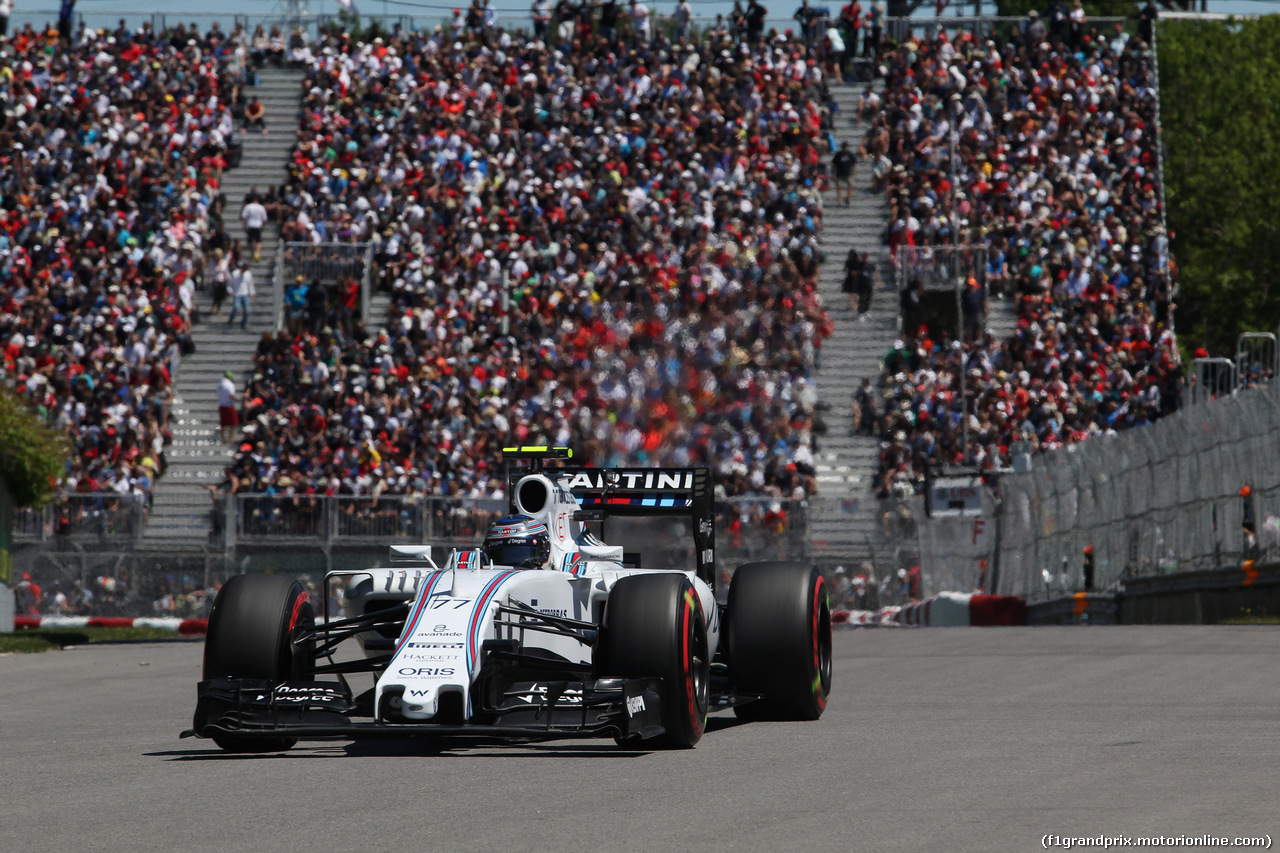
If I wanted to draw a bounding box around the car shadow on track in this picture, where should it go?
[705,715,749,735]
[149,741,651,761]
[152,713,751,760]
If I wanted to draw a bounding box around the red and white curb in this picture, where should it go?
[15,616,208,635]
[834,593,1026,628]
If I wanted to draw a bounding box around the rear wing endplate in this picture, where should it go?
[504,458,716,586]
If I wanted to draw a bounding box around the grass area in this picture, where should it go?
[0,626,183,653]
[1219,615,1280,625]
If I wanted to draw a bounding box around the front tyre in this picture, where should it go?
[727,562,832,721]
[202,573,315,752]
[601,573,709,748]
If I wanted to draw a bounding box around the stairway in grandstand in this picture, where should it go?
[809,77,898,567]
[140,67,306,550]
[986,290,1019,342]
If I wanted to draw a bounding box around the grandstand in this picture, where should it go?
[864,19,1178,500]
[2,8,1190,606]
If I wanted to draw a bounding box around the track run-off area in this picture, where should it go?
[1,627,1276,852]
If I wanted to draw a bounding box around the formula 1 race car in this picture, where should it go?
[184,448,832,752]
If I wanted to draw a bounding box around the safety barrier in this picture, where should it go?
[995,381,1280,604]
[833,592,1026,627]
[13,616,208,634]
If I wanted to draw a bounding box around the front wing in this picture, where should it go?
[183,675,666,743]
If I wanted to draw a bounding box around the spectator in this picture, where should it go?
[864,0,883,57]
[673,0,692,41]
[532,0,551,40]
[842,248,862,311]
[305,277,328,334]
[628,0,651,45]
[865,24,1178,493]
[218,371,239,443]
[855,253,877,320]
[57,0,73,42]
[840,0,862,62]
[1068,0,1086,50]
[242,96,267,133]
[731,1,748,42]
[227,261,255,329]
[747,0,768,43]
[960,276,986,342]
[794,0,822,47]
[230,24,833,517]
[286,276,309,335]
[241,194,268,261]
[1046,0,1069,42]
[833,141,858,207]
[1138,0,1158,45]
[825,22,847,80]
[0,0,11,39]
[599,0,621,43]
[1026,9,1046,44]
[15,572,43,616]
[1,21,239,497]
[266,24,285,65]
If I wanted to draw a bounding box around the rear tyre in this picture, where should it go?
[203,573,315,752]
[601,573,709,748]
[727,562,832,721]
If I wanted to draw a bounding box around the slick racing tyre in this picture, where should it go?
[203,573,315,753]
[601,573,710,748]
[727,562,832,721]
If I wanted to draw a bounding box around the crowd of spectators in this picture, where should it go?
[219,18,837,511]
[0,19,253,498]
[857,16,1179,498]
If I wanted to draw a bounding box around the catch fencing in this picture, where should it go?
[12,8,840,41]
[227,493,810,567]
[12,494,148,546]
[9,493,811,617]
[993,382,1280,604]
[895,244,987,293]
[11,7,1131,45]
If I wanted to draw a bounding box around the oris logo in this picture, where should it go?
[398,667,456,677]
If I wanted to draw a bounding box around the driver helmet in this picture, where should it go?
[483,515,550,569]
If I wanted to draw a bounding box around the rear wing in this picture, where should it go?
[503,451,716,586]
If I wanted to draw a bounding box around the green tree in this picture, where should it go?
[1159,17,1280,356]
[0,383,70,508]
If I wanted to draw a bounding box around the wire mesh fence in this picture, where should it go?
[894,244,987,293]
[993,382,1280,604]
[7,493,814,617]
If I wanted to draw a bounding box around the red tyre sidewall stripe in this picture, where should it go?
[812,575,828,710]
[289,591,309,633]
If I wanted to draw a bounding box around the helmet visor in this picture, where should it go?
[486,542,546,568]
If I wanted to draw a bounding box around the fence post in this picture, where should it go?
[272,239,285,331]
[223,493,236,556]
[360,242,373,322]
[327,495,338,548]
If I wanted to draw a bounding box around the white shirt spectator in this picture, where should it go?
[229,268,256,298]
[242,201,268,230]
[218,376,237,408]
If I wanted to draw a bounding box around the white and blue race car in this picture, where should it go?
[185,448,832,751]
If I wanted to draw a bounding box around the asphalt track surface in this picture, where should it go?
[2,627,1277,852]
